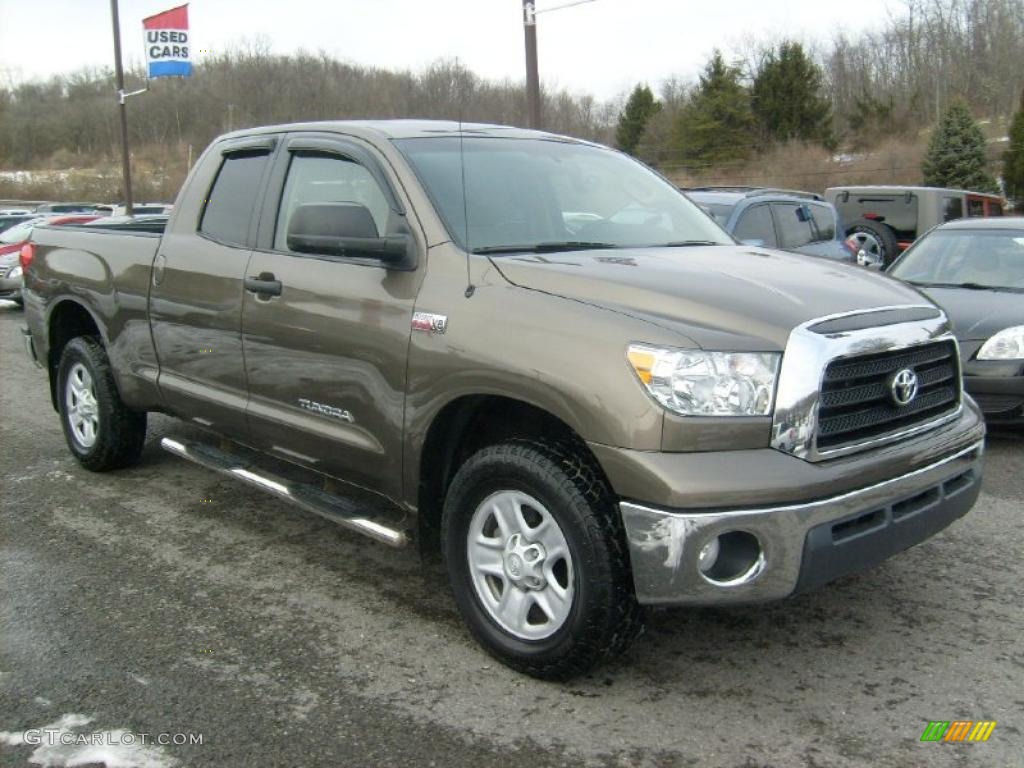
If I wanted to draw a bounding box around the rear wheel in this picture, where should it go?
[848,219,899,268]
[57,336,147,471]
[442,439,643,679]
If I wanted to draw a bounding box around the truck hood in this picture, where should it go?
[490,245,931,350]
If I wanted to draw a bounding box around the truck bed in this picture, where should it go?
[25,223,165,411]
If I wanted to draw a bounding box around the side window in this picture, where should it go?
[772,203,814,248]
[966,198,985,217]
[733,205,777,247]
[200,151,271,246]
[943,197,964,222]
[274,153,392,252]
[808,204,836,241]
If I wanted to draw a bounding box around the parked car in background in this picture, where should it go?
[107,203,173,217]
[33,202,109,216]
[826,186,1005,269]
[0,215,99,306]
[0,208,32,216]
[0,213,35,234]
[684,187,856,262]
[887,217,1024,426]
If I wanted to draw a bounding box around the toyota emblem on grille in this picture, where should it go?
[890,368,919,406]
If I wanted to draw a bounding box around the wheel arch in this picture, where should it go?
[45,298,106,412]
[414,393,612,559]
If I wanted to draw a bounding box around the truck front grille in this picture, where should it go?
[816,340,960,451]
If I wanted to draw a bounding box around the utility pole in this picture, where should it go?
[521,0,597,130]
[522,0,541,129]
[110,0,133,215]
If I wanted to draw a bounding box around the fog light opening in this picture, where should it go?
[699,531,764,586]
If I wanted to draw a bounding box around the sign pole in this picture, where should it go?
[110,0,134,216]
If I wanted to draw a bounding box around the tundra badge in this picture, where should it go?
[298,398,355,423]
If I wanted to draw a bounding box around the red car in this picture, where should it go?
[0,215,99,306]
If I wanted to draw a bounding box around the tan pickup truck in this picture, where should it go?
[21,121,985,678]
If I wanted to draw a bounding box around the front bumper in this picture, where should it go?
[620,440,983,606]
[963,365,1024,425]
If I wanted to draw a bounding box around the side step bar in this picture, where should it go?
[160,437,409,547]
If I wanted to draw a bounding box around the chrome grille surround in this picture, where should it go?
[771,305,962,462]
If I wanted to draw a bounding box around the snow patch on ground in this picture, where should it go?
[0,714,177,768]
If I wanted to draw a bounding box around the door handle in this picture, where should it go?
[244,272,282,297]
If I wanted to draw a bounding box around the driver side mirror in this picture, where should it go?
[286,202,414,268]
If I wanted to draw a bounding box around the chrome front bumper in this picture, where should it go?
[621,440,984,606]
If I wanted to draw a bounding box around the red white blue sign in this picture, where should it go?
[143,4,191,78]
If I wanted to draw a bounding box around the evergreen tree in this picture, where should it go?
[922,102,999,193]
[1003,89,1024,207]
[672,51,756,167]
[615,84,661,156]
[751,41,834,147]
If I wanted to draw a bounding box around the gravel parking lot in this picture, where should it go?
[1,300,1021,768]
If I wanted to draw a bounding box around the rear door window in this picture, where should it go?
[733,204,776,247]
[200,151,272,246]
[772,203,815,248]
[967,198,985,217]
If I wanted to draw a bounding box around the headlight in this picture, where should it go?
[7,265,22,280]
[977,326,1024,360]
[627,344,781,417]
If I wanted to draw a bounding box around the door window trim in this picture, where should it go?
[196,136,279,250]
[253,133,415,269]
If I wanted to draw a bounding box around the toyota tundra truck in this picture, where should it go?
[20,121,985,679]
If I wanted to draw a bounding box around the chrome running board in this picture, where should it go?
[160,437,409,547]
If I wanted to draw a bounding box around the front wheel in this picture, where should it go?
[442,439,643,679]
[57,336,147,471]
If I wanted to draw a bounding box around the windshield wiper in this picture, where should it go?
[911,280,1019,291]
[472,241,618,255]
[655,240,723,247]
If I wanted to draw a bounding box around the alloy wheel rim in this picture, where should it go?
[66,362,99,448]
[850,231,883,265]
[466,490,574,641]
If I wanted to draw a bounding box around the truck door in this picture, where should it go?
[240,134,424,500]
[149,137,276,436]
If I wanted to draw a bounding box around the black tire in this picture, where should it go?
[848,218,900,267]
[442,439,644,679]
[57,336,147,471]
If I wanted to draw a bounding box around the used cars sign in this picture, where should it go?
[143,3,191,78]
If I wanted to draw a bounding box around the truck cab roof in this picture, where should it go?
[217,119,592,144]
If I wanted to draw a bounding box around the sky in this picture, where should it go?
[0,0,898,101]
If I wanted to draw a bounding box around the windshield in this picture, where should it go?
[890,229,1024,290]
[394,137,733,253]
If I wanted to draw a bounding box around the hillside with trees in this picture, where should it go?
[1,0,1022,203]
